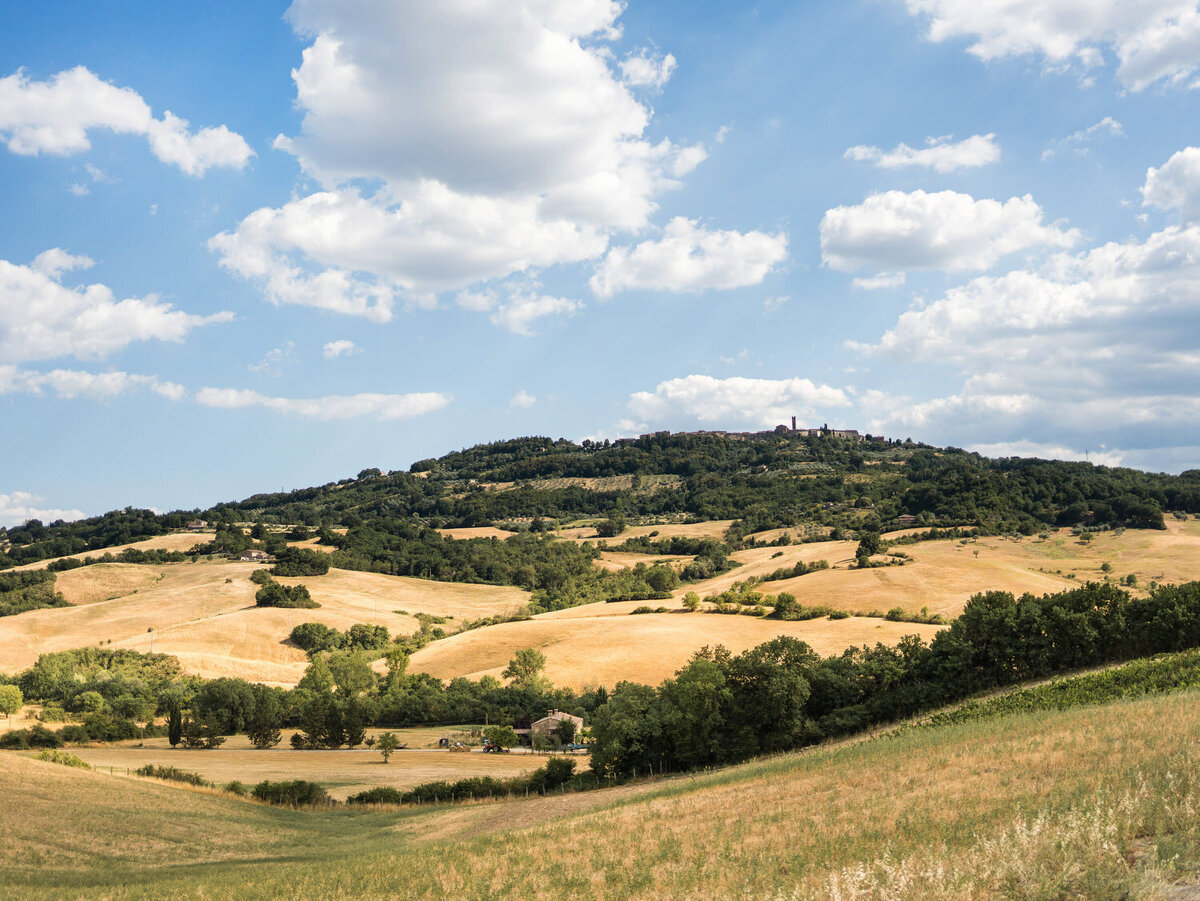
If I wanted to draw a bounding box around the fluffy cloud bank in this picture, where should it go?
[0,250,232,363]
[0,492,86,529]
[591,218,788,298]
[844,133,999,172]
[1142,146,1200,222]
[211,0,780,320]
[0,365,184,401]
[195,387,450,421]
[855,215,1200,453]
[0,66,252,174]
[904,0,1200,92]
[626,375,851,429]
[820,190,1079,274]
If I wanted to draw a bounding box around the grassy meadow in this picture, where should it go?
[4,688,1200,899]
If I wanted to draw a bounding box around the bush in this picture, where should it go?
[224,780,249,796]
[252,780,331,807]
[255,582,319,609]
[346,786,405,805]
[0,725,62,749]
[35,749,90,769]
[249,569,273,585]
[59,724,90,743]
[271,547,330,577]
[135,765,213,787]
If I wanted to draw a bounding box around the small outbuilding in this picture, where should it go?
[530,709,584,741]
[187,520,208,530]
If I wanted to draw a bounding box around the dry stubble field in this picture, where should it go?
[4,689,1200,899]
[4,521,1199,690]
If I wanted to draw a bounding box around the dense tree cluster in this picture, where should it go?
[589,580,1200,778]
[0,570,65,617]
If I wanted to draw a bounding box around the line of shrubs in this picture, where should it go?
[347,757,577,806]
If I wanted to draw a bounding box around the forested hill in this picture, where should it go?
[3,431,1200,569]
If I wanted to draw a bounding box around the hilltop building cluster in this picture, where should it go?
[621,419,877,444]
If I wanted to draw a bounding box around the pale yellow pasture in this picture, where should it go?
[70,745,546,801]
[11,532,214,572]
[437,527,514,540]
[670,520,1200,618]
[409,608,942,689]
[0,563,528,685]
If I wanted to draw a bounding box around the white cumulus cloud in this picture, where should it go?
[855,222,1200,453]
[627,375,852,428]
[0,250,233,363]
[0,66,252,174]
[0,492,87,529]
[844,133,999,172]
[490,292,582,336]
[820,190,1079,274]
[620,49,678,89]
[591,217,788,298]
[212,0,746,324]
[1142,146,1200,222]
[1042,116,1124,159]
[194,387,450,421]
[0,365,186,401]
[904,0,1200,92]
[510,389,537,408]
[322,339,359,359]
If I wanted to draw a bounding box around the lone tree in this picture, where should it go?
[503,647,547,687]
[376,731,399,764]
[167,704,183,748]
[483,724,518,750]
[0,684,22,720]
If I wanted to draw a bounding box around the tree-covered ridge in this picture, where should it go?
[3,431,1199,572]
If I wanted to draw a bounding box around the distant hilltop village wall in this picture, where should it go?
[621,422,877,444]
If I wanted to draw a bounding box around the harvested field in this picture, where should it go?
[6,684,1200,899]
[670,520,1200,618]
[71,744,546,801]
[592,551,694,572]
[0,563,528,684]
[409,606,942,689]
[436,527,514,540]
[10,532,213,572]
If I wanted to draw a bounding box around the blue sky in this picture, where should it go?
[3,0,1200,524]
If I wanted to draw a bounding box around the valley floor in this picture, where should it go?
[4,688,1200,899]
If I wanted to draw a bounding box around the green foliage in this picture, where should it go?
[251,780,331,807]
[909,649,1200,731]
[347,786,405,804]
[503,648,547,687]
[483,724,518,749]
[590,580,1200,779]
[249,568,273,585]
[760,559,829,582]
[34,749,90,769]
[135,764,213,787]
[254,581,318,608]
[271,547,330,577]
[0,570,66,617]
[0,683,22,717]
[179,717,226,749]
[376,731,399,763]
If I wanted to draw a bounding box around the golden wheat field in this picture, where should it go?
[10,532,215,572]
[408,606,943,689]
[0,562,527,684]
[676,519,1200,617]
